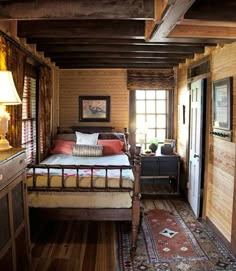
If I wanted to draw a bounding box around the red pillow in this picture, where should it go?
[50,139,75,155]
[98,139,124,155]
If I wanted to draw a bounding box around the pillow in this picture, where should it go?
[75,132,99,145]
[50,139,75,155]
[72,144,103,157]
[98,139,124,155]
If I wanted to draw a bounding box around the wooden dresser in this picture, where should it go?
[0,149,31,270]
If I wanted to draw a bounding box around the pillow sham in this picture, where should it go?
[98,139,124,155]
[72,144,103,157]
[75,132,99,145]
[50,139,75,155]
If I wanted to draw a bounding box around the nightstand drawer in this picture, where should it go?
[0,151,26,187]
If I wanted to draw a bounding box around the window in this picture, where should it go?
[22,76,37,163]
[135,90,172,149]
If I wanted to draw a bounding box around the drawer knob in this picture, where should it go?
[0,174,3,181]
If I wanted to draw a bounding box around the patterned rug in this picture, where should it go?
[118,199,236,271]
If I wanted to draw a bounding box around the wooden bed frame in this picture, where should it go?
[27,127,141,252]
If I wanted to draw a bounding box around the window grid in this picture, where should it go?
[22,76,37,164]
[136,90,169,150]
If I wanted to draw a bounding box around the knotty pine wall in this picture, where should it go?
[176,42,236,244]
[58,69,129,132]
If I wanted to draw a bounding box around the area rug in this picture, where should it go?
[118,199,236,271]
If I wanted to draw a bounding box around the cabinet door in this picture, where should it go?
[141,157,159,176]
[159,156,179,176]
[0,194,10,250]
[12,182,24,231]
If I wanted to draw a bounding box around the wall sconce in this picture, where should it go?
[0,71,22,150]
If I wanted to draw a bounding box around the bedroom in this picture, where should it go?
[0,0,236,270]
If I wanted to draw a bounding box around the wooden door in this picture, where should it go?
[188,79,205,218]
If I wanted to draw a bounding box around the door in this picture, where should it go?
[188,79,205,218]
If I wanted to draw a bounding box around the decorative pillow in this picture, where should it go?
[75,132,99,145]
[50,139,75,155]
[98,139,124,155]
[72,144,103,157]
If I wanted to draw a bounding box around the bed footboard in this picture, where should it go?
[27,154,141,251]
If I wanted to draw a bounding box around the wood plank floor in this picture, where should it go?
[31,221,118,271]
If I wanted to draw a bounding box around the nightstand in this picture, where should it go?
[140,152,180,195]
[0,149,31,270]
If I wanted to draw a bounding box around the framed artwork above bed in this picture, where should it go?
[79,96,110,122]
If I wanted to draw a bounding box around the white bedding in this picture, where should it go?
[27,153,134,208]
[27,153,134,189]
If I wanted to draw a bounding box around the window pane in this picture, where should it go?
[136,115,145,129]
[136,101,145,113]
[146,129,155,143]
[136,90,145,99]
[146,100,155,113]
[146,91,155,99]
[156,91,166,99]
[156,129,166,141]
[156,115,166,128]
[146,115,155,128]
[156,101,166,113]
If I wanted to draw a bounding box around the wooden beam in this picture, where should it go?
[26,36,219,45]
[180,19,236,28]
[0,0,154,20]
[47,52,193,60]
[57,63,176,69]
[168,24,236,39]
[36,44,205,53]
[149,0,195,41]
[17,20,145,39]
[145,0,168,39]
[26,37,214,47]
[51,58,185,64]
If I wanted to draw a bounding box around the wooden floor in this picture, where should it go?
[31,220,118,271]
[30,183,178,271]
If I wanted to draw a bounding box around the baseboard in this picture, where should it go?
[206,216,233,254]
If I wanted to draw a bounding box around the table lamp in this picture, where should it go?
[0,71,22,150]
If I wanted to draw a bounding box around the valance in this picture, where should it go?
[127,69,174,90]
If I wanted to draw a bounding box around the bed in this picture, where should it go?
[27,128,141,251]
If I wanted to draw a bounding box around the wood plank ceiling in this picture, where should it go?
[0,0,235,69]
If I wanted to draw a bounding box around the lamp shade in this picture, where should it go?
[0,71,21,105]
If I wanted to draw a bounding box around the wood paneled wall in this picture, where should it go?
[176,42,236,244]
[59,69,129,131]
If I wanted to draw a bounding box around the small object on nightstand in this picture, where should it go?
[161,144,174,155]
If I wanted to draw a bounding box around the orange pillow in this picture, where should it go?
[50,139,75,155]
[98,139,124,155]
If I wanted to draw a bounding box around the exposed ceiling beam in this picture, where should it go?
[36,44,205,54]
[169,25,236,39]
[180,19,236,28]
[47,52,194,60]
[57,63,176,69]
[17,20,145,39]
[149,0,195,41]
[53,58,184,64]
[26,37,215,47]
[0,0,154,20]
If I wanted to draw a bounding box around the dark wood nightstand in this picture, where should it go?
[140,152,180,195]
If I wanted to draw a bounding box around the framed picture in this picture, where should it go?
[212,77,232,130]
[79,96,110,122]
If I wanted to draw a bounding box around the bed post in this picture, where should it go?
[131,145,141,255]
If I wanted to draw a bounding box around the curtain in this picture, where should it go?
[0,35,26,147]
[127,69,174,90]
[39,66,52,161]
